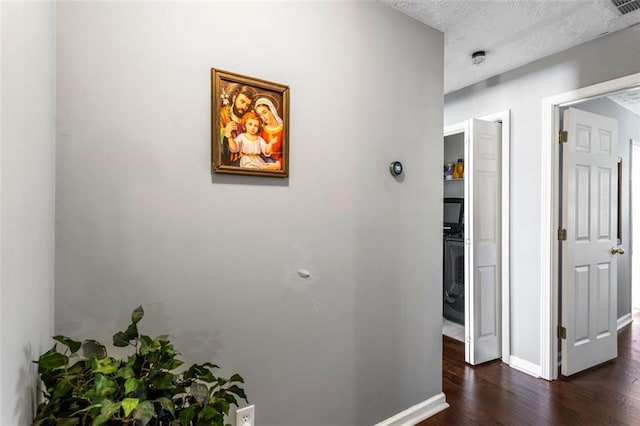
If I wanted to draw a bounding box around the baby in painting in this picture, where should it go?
[227,111,275,170]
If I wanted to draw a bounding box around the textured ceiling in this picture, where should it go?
[608,89,640,116]
[381,0,640,94]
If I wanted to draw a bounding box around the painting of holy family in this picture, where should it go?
[211,68,290,177]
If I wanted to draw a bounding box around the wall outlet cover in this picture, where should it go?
[236,404,255,426]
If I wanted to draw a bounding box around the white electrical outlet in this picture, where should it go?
[236,404,255,426]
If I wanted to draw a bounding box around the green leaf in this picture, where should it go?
[82,339,107,359]
[94,374,117,398]
[113,331,131,347]
[155,396,175,417]
[38,349,68,370]
[209,396,230,416]
[188,364,217,383]
[117,365,135,379]
[221,393,238,407]
[227,384,248,403]
[82,385,99,403]
[151,372,175,390]
[133,400,156,426]
[139,335,154,354]
[93,414,110,425]
[132,305,145,324]
[113,322,139,347]
[92,357,119,374]
[125,377,140,395]
[124,322,139,340]
[219,398,231,415]
[93,400,121,426]
[53,335,82,353]
[122,397,140,417]
[179,406,196,426]
[156,396,176,417]
[229,374,244,383]
[71,402,103,416]
[50,377,75,400]
[197,405,221,422]
[200,362,220,370]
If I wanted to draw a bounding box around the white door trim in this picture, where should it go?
[631,139,640,312]
[0,2,3,414]
[444,121,467,137]
[540,73,640,381]
[444,109,511,364]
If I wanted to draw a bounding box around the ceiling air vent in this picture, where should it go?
[610,0,640,15]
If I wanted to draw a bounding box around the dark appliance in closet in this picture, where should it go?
[443,198,465,325]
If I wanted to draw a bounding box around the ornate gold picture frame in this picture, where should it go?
[211,69,290,178]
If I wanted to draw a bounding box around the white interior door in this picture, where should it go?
[561,107,619,376]
[465,119,502,365]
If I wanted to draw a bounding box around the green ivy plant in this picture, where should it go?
[33,306,247,426]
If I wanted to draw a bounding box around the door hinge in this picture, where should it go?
[558,325,567,339]
[558,228,567,241]
[559,131,568,143]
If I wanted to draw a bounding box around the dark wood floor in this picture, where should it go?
[420,311,640,425]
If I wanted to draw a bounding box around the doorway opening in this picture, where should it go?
[540,73,640,380]
[442,110,511,366]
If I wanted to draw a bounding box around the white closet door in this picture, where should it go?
[465,119,502,365]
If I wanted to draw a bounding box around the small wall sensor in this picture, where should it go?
[472,50,486,65]
[389,161,403,176]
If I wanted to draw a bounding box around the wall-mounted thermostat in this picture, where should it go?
[389,161,403,176]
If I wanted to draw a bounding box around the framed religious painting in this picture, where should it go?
[211,68,290,178]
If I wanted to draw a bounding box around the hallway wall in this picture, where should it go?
[55,2,444,425]
[1,1,56,424]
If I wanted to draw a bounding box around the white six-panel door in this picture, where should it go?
[561,107,618,376]
[465,119,502,365]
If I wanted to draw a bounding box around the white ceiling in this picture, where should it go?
[381,0,640,94]
[608,88,640,116]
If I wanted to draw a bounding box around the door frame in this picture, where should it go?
[444,109,511,364]
[632,139,640,311]
[540,72,640,381]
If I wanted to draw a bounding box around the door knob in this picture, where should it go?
[610,247,625,255]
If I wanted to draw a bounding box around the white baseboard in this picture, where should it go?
[617,313,633,330]
[374,392,449,426]
[509,355,542,378]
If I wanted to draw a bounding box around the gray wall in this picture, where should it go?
[445,25,640,367]
[571,97,640,318]
[55,2,444,425]
[1,1,56,425]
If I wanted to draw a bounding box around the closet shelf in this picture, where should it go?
[444,178,464,183]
